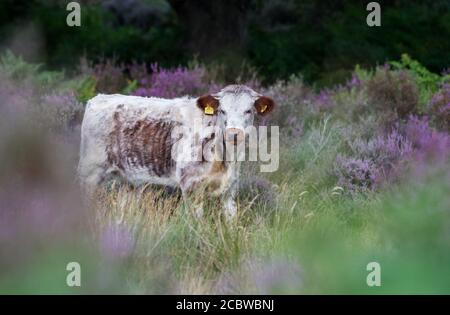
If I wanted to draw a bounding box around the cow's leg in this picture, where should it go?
[78,165,106,202]
[223,196,237,220]
[221,183,238,221]
[178,165,206,218]
[181,186,204,218]
[78,130,109,201]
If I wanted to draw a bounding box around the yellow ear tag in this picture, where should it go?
[204,104,215,115]
[260,104,268,113]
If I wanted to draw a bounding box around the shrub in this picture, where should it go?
[331,73,372,123]
[261,75,314,137]
[238,176,277,211]
[35,92,84,133]
[0,51,65,88]
[75,76,98,103]
[336,128,413,193]
[0,50,42,82]
[313,89,336,112]
[336,114,450,194]
[0,57,84,134]
[79,57,128,94]
[350,129,412,174]
[127,61,150,84]
[334,156,377,194]
[402,115,450,164]
[366,67,419,119]
[345,72,362,89]
[427,84,450,132]
[133,63,210,98]
[391,54,450,107]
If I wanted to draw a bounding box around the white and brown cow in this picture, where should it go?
[77,85,275,219]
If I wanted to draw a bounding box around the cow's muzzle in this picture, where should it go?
[225,128,244,145]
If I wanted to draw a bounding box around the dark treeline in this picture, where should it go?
[1,0,449,85]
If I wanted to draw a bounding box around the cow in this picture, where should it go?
[77,85,275,219]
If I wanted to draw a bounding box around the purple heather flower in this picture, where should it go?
[441,68,450,76]
[403,115,450,163]
[334,156,378,193]
[346,73,361,89]
[427,84,450,132]
[314,89,335,111]
[336,127,414,193]
[134,63,209,98]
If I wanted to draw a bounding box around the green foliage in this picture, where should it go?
[0,50,41,80]
[353,64,373,83]
[391,54,442,88]
[75,76,97,103]
[0,50,65,87]
[2,1,449,85]
[391,54,450,106]
[249,1,450,84]
[27,2,185,69]
[122,79,138,95]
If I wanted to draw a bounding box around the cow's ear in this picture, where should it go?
[197,95,219,115]
[254,96,275,115]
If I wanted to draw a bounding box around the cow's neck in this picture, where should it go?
[221,139,243,174]
[209,137,242,174]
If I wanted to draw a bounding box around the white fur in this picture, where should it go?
[78,85,265,220]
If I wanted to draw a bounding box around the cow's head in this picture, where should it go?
[197,85,275,145]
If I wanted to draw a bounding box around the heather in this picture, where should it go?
[428,83,450,132]
[0,52,449,294]
[133,63,211,98]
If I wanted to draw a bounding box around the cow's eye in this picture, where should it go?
[244,110,252,115]
[218,109,226,115]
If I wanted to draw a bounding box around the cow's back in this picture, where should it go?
[79,94,191,187]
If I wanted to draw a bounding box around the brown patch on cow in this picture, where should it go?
[197,95,220,114]
[206,178,222,193]
[106,111,180,177]
[254,96,275,116]
[210,160,225,174]
[207,138,228,193]
[106,111,124,170]
[180,169,222,196]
